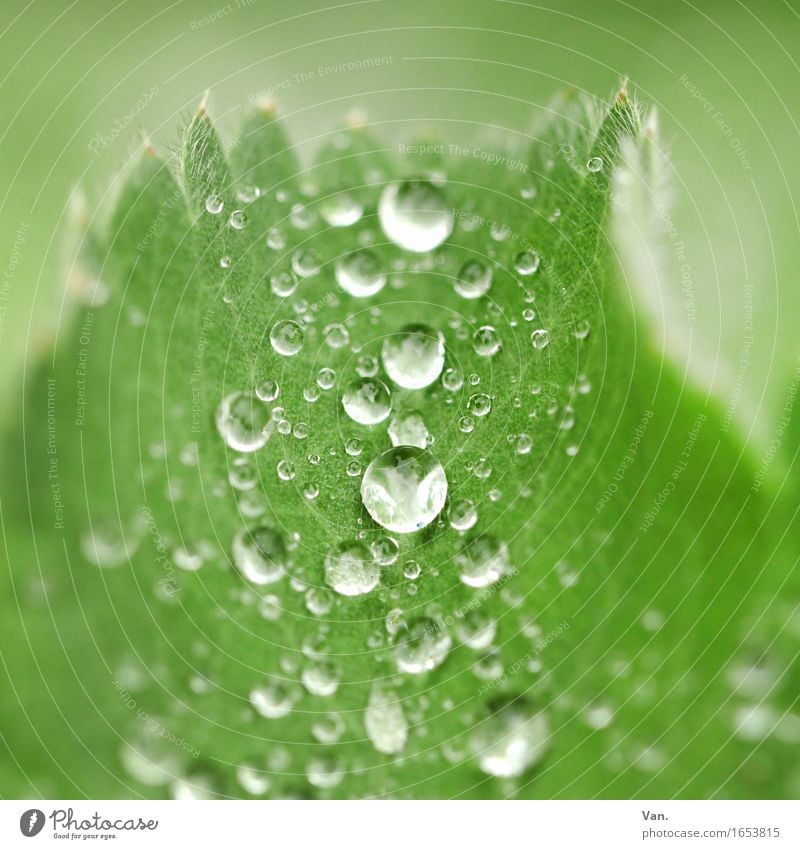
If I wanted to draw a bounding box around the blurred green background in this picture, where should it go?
[1,0,798,447]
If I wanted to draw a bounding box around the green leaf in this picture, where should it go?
[2,90,798,800]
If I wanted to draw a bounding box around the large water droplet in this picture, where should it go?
[324,540,380,596]
[216,391,273,453]
[379,179,453,252]
[232,525,288,585]
[381,324,445,389]
[365,684,408,754]
[361,446,447,533]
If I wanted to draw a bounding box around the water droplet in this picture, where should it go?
[232,526,288,585]
[259,594,282,620]
[302,659,340,697]
[470,701,550,778]
[574,319,591,340]
[250,681,297,719]
[459,415,475,433]
[324,323,349,349]
[276,459,296,481]
[320,192,363,227]
[587,156,604,173]
[216,391,273,452]
[388,409,430,448]
[324,540,380,596]
[456,535,509,588]
[393,615,451,674]
[255,378,279,403]
[456,611,497,650]
[379,179,453,252]
[370,535,400,566]
[345,437,363,457]
[361,446,447,534]
[312,711,345,744]
[120,723,184,787]
[266,227,287,250]
[403,559,421,580]
[514,250,540,276]
[270,320,304,356]
[270,271,298,297]
[80,518,141,568]
[355,354,379,377]
[365,684,408,754]
[467,393,492,417]
[447,498,478,531]
[314,367,335,390]
[229,209,247,229]
[583,701,615,730]
[515,433,532,455]
[530,329,549,349]
[442,367,464,392]
[342,378,392,425]
[335,250,387,297]
[382,324,445,389]
[291,248,320,278]
[472,325,502,357]
[205,194,224,215]
[306,754,344,789]
[237,763,271,795]
[455,260,493,299]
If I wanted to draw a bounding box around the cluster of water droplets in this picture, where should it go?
[105,149,615,798]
